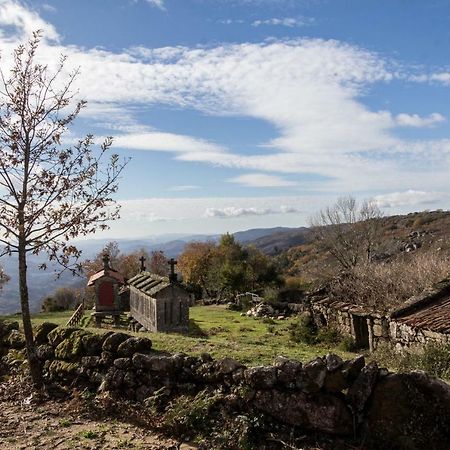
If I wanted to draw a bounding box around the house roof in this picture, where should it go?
[391,278,450,334]
[87,269,125,287]
[313,297,382,318]
[128,272,172,297]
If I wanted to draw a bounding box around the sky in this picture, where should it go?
[0,0,450,239]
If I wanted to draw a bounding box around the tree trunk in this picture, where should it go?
[18,237,43,388]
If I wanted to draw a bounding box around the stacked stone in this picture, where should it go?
[1,320,450,447]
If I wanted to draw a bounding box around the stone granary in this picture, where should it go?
[87,254,127,326]
[128,258,190,333]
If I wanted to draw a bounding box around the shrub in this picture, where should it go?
[374,341,450,379]
[163,390,219,437]
[339,335,357,352]
[288,313,317,345]
[316,326,342,345]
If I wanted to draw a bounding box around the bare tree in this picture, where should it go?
[310,196,382,271]
[0,33,128,386]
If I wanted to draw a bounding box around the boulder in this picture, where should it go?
[253,389,353,435]
[341,355,365,382]
[216,357,244,375]
[54,330,89,361]
[244,366,277,389]
[117,337,152,357]
[36,344,54,361]
[364,371,450,448]
[325,353,344,372]
[0,320,19,340]
[81,333,104,356]
[276,359,303,388]
[114,357,132,370]
[6,330,25,349]
[47,327,80,347]
[347,361,378,413]
[81,356,102,368]
[47,360,80,380]
[102,332,130,353]
[34,322,58,345]
[132,353,181,375]
[304,357,327,390]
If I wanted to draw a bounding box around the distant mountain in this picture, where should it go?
[248,227,312,255]
[0,226,298,314]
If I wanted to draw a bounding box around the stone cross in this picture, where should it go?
[102,253,110,270]
[168,258,178,283]
[139,256,146,272]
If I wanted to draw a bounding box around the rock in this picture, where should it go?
[47,327,80,347]
[246,302,275,318]
[244,366,277,389]
[347,361,378,413]
[36,344,54,361]
[325,353,344,372]
[277,316,285,320]
[117,337,152,357]
[81,333,104,356]
[216,357,244,375]
[323,370,348,393]
[123,370,136,387]
[341,355,365,382]
[47,360,79,380]
[253,389,352,435]
[136,385,151,402]
[0,320,19,340]
[6,330,25,349]
[54,330,89,361]
[34,322,58,345]
[200,353,213,363]
[101,351,115,365]
[81,356,102,368]
[276,359,303,388]
[114,357,131,370]
[102,332,130,353]
[304,357,327,390]
[132,353,181,375]
[364,371,450,448]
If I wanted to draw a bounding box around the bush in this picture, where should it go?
[316,326,342,345]
[288,313,317,345]
[339,335,357,352]
[374,341,450,379]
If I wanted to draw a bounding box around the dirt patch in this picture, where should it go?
[0,377,180,450]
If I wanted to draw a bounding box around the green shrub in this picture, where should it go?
[316,326,342,345]
[288,313,317,345]
[339,335,357,352]
[261,317,275,325]
[163,390,220,437]
[373,341,450,379]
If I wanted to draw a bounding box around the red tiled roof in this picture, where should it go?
[87,269,125,286]
[396,293,450,334]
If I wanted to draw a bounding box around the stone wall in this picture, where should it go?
[1,320,450,448]
[389,320,450,351]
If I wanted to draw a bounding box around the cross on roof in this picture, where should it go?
[168,258,178,282]
[139,255,146,272]
[102,253,110,270]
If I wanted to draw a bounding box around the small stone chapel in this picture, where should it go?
[128,258,190,333]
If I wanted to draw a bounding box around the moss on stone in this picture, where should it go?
[55,330,90,361]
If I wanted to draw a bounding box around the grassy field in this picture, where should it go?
[2,305,355,366]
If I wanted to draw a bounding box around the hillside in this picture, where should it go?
[283,209,450,284]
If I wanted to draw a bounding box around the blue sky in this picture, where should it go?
[1,0,450,238]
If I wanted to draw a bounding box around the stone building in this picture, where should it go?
[389,278,450,350]
[128,259,190,333]
[310,297,389,352]
[87,254,127,326]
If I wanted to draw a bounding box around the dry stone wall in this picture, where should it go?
[1,320,450,449]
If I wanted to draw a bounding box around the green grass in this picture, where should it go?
[4,306,354,366]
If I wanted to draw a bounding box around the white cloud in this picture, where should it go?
[395,113,445,128]
[0,1,448,198]
[252,17,314,27]
[169,185,200,191]
[228,173,297,187]
[373,190,447,208]
[145,0,166,10]
[41,4,56,13]
[204,204,303,218]
[0,0,59,41]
